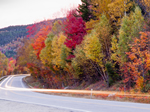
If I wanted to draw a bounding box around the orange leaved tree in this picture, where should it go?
[32,22,52,59]
[124,32,150,91]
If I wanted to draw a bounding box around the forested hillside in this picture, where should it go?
[0,25,28,45]
[0,18,64,58]
[0,25,28,58]
[0,0,150,93]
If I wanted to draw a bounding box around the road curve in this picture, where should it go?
[0,75,150,112]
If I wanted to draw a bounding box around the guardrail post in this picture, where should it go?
[91,89,93,99]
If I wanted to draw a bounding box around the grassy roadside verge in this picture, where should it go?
[23,76,150,104]
[23,76,44,88]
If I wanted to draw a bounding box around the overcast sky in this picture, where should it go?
[0,0,81,28]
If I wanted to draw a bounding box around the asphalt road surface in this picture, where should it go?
[0,75,150,112]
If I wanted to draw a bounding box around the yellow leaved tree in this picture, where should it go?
[108,0,133,27]
[51,32,67,68]
[52,20,63,35]
[0,52,8,76]
[40,33,55,66]
[86,0,112,33]
[91,0,111,19]
[83,30,110,86]
[141,0,150,14]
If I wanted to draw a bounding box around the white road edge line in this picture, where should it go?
[0,75,91,112]
[5,75,14,88]
[20,76,25,88]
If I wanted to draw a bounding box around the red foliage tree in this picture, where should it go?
[26,24,37,38]
[63,9,87,50]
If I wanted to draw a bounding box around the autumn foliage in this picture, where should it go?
[13,1,150,92]
[31,22,52,58]
[124,32,150,91]
[63,9,86,49]
[26,24,37,38]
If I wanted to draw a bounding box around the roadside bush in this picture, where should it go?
[105,61,119,86]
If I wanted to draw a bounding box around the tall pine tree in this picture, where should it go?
[77,0,92,22]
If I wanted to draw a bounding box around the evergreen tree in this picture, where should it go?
[118,16,132,63]
[130,6,144,38]
[77,0,92,22]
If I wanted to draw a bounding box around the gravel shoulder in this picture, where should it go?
[0,99,72,112]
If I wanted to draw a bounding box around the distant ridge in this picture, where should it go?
[0,17,65,58]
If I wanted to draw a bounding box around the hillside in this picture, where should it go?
[0,25,28,58]
[0,18,65,58]
[0,25,28,45]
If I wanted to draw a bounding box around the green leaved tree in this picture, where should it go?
[40,33,55,67]
[118,6,144,63]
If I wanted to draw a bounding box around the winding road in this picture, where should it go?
[0,75,150,112]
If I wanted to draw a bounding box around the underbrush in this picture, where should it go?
[23,76,150,104]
